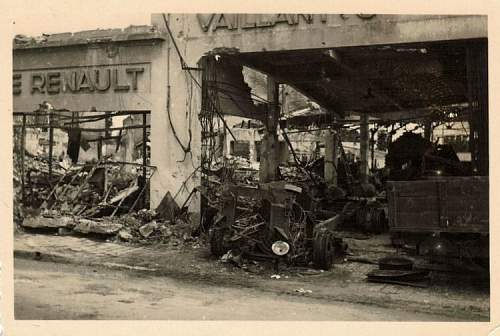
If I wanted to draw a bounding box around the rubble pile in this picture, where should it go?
[115,210,199,247]
[19,157,150,218]
[21,206,203,249]
[279,165,321,184]
[204,180,344,270]
[207,157,259,187]
[13,155,24,227]
[107,165,137,191]
[200,149,390,270]
[15,139,198,247]
[21,154,66,208]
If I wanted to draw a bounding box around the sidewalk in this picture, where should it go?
[14,233,489,321]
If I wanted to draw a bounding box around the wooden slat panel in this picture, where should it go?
[387,177,488,233]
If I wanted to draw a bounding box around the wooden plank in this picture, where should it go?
[391,217,440,229]
[388,177,489,233]
[396,198,439,212]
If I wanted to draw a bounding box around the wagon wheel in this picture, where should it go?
[209,226,228,257]
[312,231,335,270]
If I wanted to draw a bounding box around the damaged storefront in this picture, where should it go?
[13,26,161,237]
[150,14,489,283]
[13,14,489,289]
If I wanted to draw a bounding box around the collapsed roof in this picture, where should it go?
[209,39,485,123]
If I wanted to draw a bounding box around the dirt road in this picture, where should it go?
[15,258,465,321]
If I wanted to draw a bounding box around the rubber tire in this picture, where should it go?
[313,232,335,270]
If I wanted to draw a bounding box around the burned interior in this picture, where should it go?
[198,38,489,282]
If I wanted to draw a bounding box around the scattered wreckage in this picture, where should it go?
[197,127,489,282]
[13,114,488,285]
[15,149,199,248]
[17,154,155,218]
[207,181,345,270]
[202,164,389,271]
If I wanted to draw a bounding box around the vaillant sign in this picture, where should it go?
[196,14,377,32]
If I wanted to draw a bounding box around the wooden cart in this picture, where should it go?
[387,176,489,234]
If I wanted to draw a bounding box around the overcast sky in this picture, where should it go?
[12,13,151,37]
[8,1,152,36]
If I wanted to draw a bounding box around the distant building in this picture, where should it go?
[433,121,470,162]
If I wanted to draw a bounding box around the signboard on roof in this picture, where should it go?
[13,63,152,112]
[13,65,148,96]
[153,14,487,56]
[196,14,377,32]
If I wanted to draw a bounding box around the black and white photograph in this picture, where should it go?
[7,10,491,324]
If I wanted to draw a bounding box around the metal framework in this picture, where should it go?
[14,109,152,212]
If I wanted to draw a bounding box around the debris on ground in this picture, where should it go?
[365,254,430,287]
[203,179,352,271]
[20,208,203,249]
[366,269,430,288]
[288,267,325,276]
[21,215,73,229]
[139,221,159,238]
[220,250,243,267]
[14,152,203,247]
[73,218,123,235]
[17,153,155,219]
[21,154,67,208]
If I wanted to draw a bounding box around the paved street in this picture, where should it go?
[13,233,490,321]
[15,258,468,321]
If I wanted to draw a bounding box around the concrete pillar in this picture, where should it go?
[324,129,338,186]
[359,113,369,183]
[370,128,377,170]
[250,131,258,162]
[259,77,280,183]
[466,40,488,176]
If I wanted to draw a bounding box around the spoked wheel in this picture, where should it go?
[312,231,336,270]
[209,226,228,257]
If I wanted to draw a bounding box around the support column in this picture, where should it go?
[97,137,102,160]
[142,112,148,208]
[370,128,377,170]
[359,113,369,183]
[259,77,280,183]
[21,114,26,202]
[324,129,338,186]
[48,110,53,181]
[466,40,488,176]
